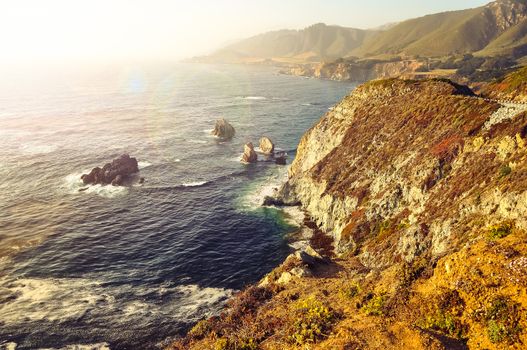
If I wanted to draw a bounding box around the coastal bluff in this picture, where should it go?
[168,75,527,350]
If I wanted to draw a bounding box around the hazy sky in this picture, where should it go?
[0,0,489,65]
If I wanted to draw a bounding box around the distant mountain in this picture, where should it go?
[196,23,378,63]
[355,0,527,58]
[197,0,527,64]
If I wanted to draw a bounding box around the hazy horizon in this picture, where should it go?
[1,0,489,67]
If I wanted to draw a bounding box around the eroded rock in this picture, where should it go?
[241,142,258,163]
[211,118,236,139]
[81,154,139,186]
[259,137,275,154]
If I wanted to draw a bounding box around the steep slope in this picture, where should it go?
[477,18,527,57]
[168,77,527,349]
[200,23,377,63]
[481,65,527,101]
[355,0,527,57]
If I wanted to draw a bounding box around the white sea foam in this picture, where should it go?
[138,161,152,169]
[63,173,128,198]
[282,206,306,227]
[20,143,58,155]
[38,342,111,350]
[188,139,208,144]
[182,181,208,187]
[0,342,17,350]
[174,159,181,162]
[238,166,289,210]
[0,275,232,328]
[244,96,267,100]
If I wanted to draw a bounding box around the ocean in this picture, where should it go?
[0,63,356,349]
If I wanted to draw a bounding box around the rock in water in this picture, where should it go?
[241,143,258,163]
[81,154,139,186]
[211,118,236,139]
[259,136,275,154]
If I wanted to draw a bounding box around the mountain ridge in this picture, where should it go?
[196,0,527,64]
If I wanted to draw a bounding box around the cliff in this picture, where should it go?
[168,77,527,350]
[281,60,431,82]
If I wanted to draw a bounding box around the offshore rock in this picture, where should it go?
[211,118,236,139]
[81,154,139,186]
[241,142,258,163]
[259,136,275,154]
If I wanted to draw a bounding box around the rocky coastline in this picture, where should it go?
[279,59,440,82]
[167,70,527,350]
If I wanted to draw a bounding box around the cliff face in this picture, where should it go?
[168,78,527,350]
[283,60,429,82]
[283,79,527,260]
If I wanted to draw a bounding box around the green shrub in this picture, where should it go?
[487,222,513,240]
[214,337,258,350]
[289,297,335,345]
[485,296,522,344]
[499,165,512,179]
[214,337,229,350]
[188,319,211,339]
[417,290,466,339]
[339,282,361,300]
[361,294,385,316]
[420,311,463,338]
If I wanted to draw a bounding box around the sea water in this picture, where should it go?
[0,63,355,349]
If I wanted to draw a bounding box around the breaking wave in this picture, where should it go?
[0,275,232,329]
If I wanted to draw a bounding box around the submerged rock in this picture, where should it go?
[81,154,139,186]
[275,153,287,165]
[211,118,236,139]
[241,142,258,163]
[259,136,275,154]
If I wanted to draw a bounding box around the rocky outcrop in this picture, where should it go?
[277,78,527,261]
[81,154,139,186]
[241,143,258,163]
[211,118,236,139]
[281,59,431,82]
[259,137,275,154]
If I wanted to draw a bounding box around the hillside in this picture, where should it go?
[355,0,527,57]
[481,65,527,101]
[168,75,527,349]
[195,23,377,63]
[198,0,527,65]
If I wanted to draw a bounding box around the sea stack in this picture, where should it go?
[81,154,139,186]
[241,142,258,163]
[211,118,236,139]
[259,136,275,154]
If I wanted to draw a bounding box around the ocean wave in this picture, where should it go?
[20,143,58,155]
[243,96,266,100]
[0,342,17,350]
[181,181,208,187]
[187,139,208,144]
[0,275,233,329]
[37,342,111,350]
[63,173,129,198]
[138,161,152,169]
[237,166,289,211]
